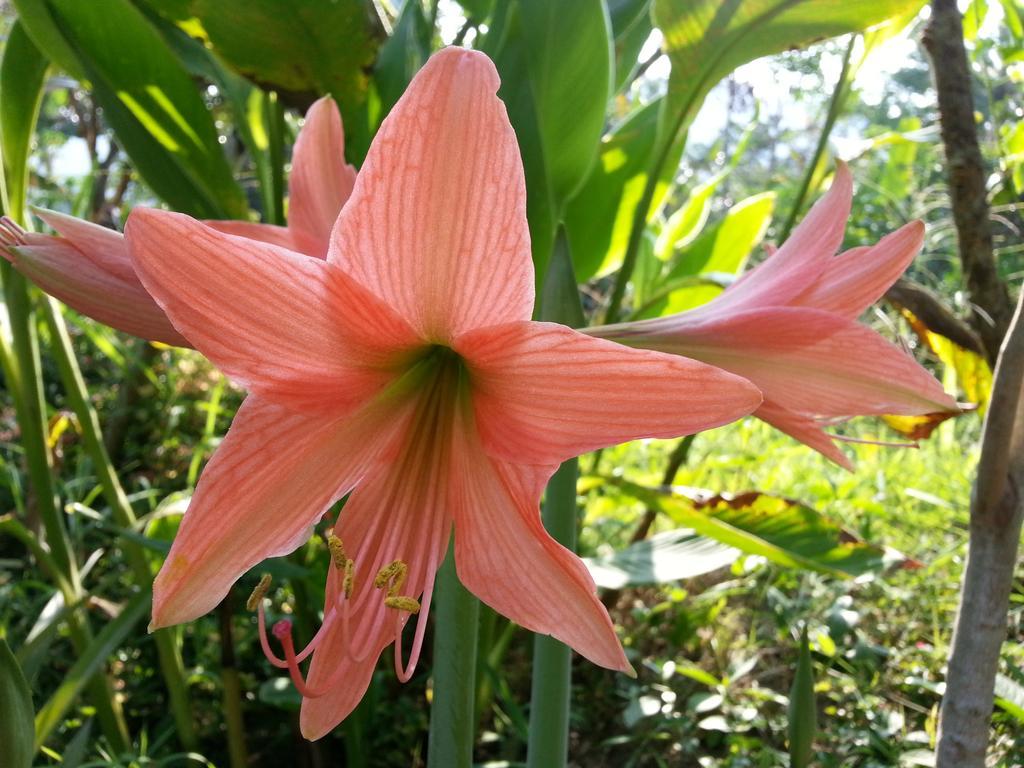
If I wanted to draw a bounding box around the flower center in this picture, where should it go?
[248,345,471,699]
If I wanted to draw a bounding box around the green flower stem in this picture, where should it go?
[427,541,480,768]
[40,296,198,750]
[1,266,131,752]
[526,458,578,768]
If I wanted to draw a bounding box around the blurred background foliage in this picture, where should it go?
[0,0,1021,766]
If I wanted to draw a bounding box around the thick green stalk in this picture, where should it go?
[778,34,857,243]
[525,458,578,768]
[218,593,248,768]
[525,229,586,767]
[40,297,198,749]
[427,542,480,768]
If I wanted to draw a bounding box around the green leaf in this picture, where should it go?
[600,478,902,578]
[788,626,817,768]
[0,637,34,768]
[14,0,247,218]
[995,673,1024,722]
[564,99,684,280]
[668,191,774,278]
[877,117,922,201]
[0,20,49,222]
[1002,0,1024,39]
[16,593,78,683]
[539,228,586,328]
[190,0,385,161]
[641,191,774,317]
[653,0,923,142]
[610,0,653,91]
[488,3,556,281]
[138,8,286,224]
[518,0,612,206]
[584,528,739,588]
[654,172,725,260]
[374,0,432,123]
[34,589,151,749]
[962,0,989,40]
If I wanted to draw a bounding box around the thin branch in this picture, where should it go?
[885,277,985,356]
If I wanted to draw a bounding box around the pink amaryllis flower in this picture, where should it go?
[0,96,355,346]
[587,163,957,469]
[125,48,762,739]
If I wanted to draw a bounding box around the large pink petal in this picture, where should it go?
[288,97,357,259]
[452,426,629,671]
[614,307,956,419]
[329,48,534,341]
[151,394,412,629]
[790,221,924,319]
[5,238,187,346]
[301,379,457,738]
[203,219,304,254]
[126,208,421,411]
[698,163,853,317]
[460,321,762,466]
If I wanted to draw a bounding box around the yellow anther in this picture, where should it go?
[326,534,348,571]
[384,595,421,614]
[342,559,355,599]
[374,560,408,594]
[246,574,272,612]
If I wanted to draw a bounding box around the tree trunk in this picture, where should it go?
[936,291,1024,766]
[922,0,1013,365]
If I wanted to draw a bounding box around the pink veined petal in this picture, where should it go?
[329,48,534,342]
[452,426,630,671]
[300,374,458,739]
[754,401,855,470]
[699,162,853,317]
[5,240,188,346]
[151,393,414,629]
[790,221,925,319]
[203,219,306,255]
[610,306,956,419]
[33,208,137,283]
[288,97,357,259]
[460,321,762,466]
[126,208,422,411]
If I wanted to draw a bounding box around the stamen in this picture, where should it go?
[246,574,273,612]
[374,560,408,593]
[384,596,421,613]
[343,558,355,599]
[326,534,348,570]
[392,569,437,683]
